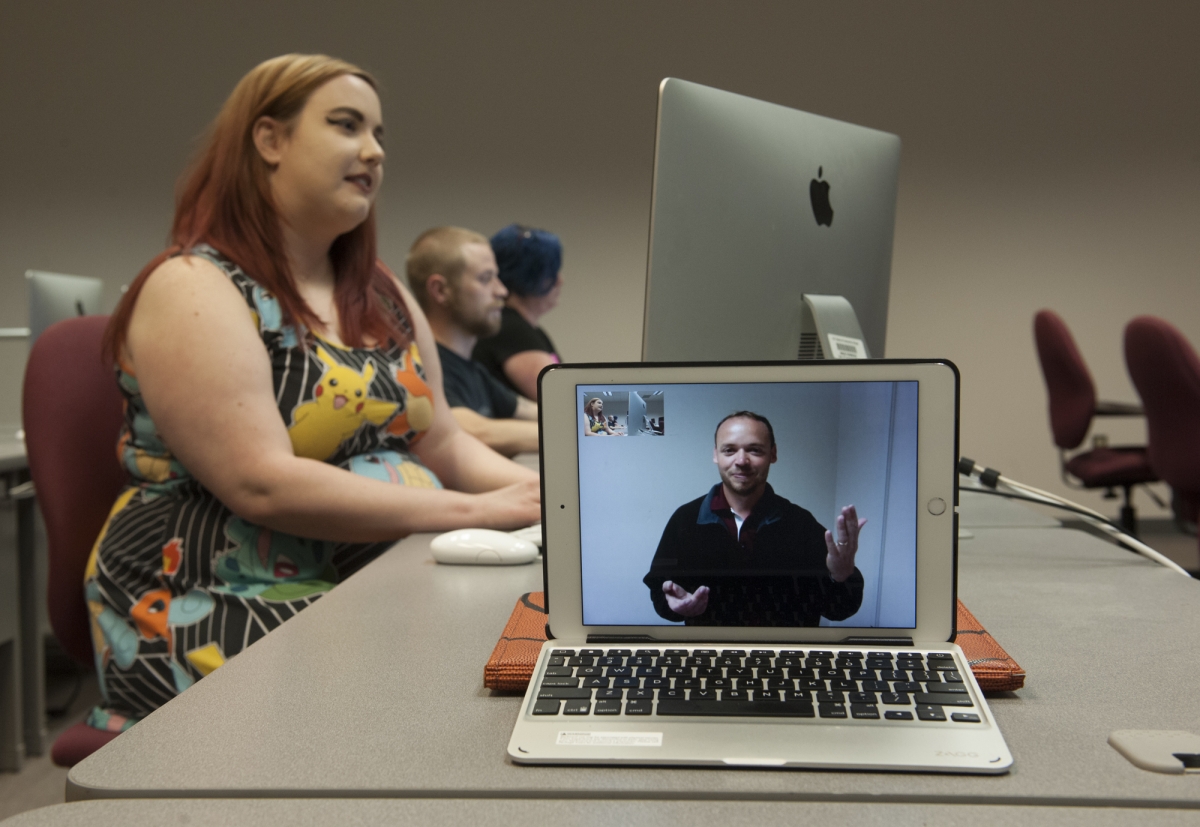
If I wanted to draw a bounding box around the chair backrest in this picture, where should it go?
[22,315,128,665]
[1124,316,1200,495]
[1033,310,1097,450]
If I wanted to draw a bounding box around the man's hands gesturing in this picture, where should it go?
[662,580,709,618]
[825,504,867,583]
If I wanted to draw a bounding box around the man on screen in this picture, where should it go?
[643,411,866,626]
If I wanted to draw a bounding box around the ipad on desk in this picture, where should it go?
[508,359,1013,773]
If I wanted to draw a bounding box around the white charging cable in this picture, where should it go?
[958,457,1192,578]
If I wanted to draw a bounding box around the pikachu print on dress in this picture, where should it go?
[287,345,399,460]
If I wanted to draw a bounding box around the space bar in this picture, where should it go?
[656,700,815,717]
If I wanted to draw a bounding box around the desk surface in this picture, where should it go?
[958,488,1061,529]
[68,500,1200,808]
[7,799,1200,827]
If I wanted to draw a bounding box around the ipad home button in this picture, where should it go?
[927,497,947,516]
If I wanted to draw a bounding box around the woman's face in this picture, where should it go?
[256,74,385,241]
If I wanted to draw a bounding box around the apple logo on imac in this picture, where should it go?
[810,166,834,227]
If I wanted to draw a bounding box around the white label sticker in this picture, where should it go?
[827,333,867,359]
[556,731,663,747]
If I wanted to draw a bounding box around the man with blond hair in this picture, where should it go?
[407,227,539,456]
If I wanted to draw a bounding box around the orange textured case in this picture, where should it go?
[484,592,1024,692]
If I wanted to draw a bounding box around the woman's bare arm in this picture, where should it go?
[125,256,538,542]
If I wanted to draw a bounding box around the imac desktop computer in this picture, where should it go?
[26,270,104,342]
[640,79,901,362]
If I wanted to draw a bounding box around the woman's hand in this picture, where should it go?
[469,477,541,529]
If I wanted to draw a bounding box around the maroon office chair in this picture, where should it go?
[1124,316,1200,536]
[22,315,128,766]
[1033,310,1158,534]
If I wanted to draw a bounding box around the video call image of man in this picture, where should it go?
[407,227,539,457]
[643,412,867,627]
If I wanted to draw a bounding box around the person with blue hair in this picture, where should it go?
[472,224,562,400]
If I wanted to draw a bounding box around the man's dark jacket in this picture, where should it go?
[643,483,864,626]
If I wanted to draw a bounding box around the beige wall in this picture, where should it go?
[3,0,1197,520]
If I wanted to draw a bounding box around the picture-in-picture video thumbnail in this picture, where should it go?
[581,390,665,437]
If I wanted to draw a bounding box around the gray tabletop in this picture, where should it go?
[958,487,1062,528]
[7,799,1200,827]
[67,502,1200,807]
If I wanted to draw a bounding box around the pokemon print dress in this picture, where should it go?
[84,245,440,730]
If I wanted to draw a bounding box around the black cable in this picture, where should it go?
[959,483,1126,533]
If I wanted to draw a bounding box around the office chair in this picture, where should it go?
[1124,316,1200,537]
[22,315,128,766]
[1033,309,1158,534]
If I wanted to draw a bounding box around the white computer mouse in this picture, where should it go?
[430,528,539,566]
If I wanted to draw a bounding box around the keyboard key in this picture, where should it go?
[880,692,910,705]
[596,688,623,699]
[548,656,566,667]
[661,688,686,700]
[677,677,701,688]
[884,710,913,720]
[892,681,922,693]
[612,677,638,688]
[537,687,591,700]
[785,690,812,702]
[816,691,844,704]
[810,650,834,658]
[942,671,965,683]
[928,684,966,695]
[723,689,748,701]
[830,679,857,691]
[634,649,660,657]
[850,703,879,719]
[818,703,847,718]
[927,652,955,662]
[645,677,668,689]
[606,649,632,657]
[848,692,876,704]
[916,700,945,720]
[692,688,716,700]
[551,649,576,657]
[626,699,652,715]
[577,666,602,677]
[605,666,632,677]
[582,677,607,688]
[533,699,561,715]
[657,700,814,717]
[540,677,579,688]
[664,649,688,656]
[914,693,974,707]
[580,649,603,658]
[780,650,805,657]
[594,699,622,715]
[543,666,573,677]
[598,656,622,667]
[860,680,888,692]
[563,700,591,715]
[629,689,652,700]
[750,649,775,657]
[951,713,981,723]
[694,649,718,657]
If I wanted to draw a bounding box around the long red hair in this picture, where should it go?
[104,54,410,361]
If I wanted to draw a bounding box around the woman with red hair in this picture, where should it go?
[85,54,539,731]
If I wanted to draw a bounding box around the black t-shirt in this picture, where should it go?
[471,306,558,395]
[436,343,518,419]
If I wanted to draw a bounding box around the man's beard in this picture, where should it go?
[720,468,766,496]
[451,304,502,339]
